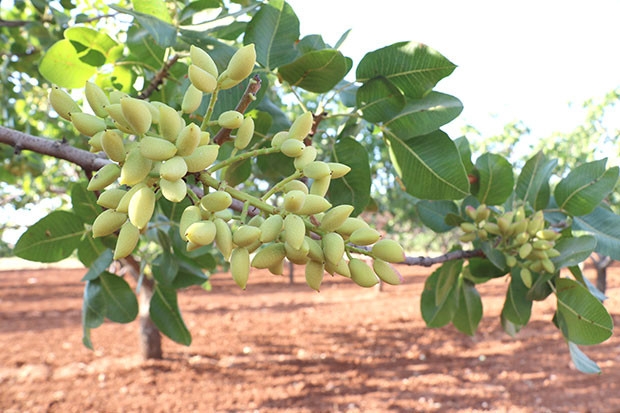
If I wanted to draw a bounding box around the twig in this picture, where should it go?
[0,126,109,172]
[0,18,31,27]
[138,54,180,100]
[404,249,485,267]
[213,75,262,145]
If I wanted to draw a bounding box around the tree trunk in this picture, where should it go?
[591,254,612,294]
[138,276,162,360]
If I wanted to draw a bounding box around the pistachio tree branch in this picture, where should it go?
[403,249,485,266]
[213,75,262,145]
[0,126,109,172]
[138,54,180,100]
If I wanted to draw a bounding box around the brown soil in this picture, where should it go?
[0,262,619,413]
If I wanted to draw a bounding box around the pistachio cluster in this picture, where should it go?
[50,43,406,291]
[460,205,561,287]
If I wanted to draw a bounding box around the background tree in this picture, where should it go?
[1,0,617,374]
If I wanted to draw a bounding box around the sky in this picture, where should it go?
[287,0,620,140]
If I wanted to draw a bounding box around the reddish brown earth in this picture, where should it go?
[0,261,619,412]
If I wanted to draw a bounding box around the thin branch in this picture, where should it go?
[138,54,180,100]
[213,75,262,145]
[404,249,485,267]
[0,18,31,27]
[0,126,109,172]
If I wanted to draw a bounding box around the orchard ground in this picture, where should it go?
[1,259,619,412]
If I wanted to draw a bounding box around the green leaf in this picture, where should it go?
[99,272,139,323]
[501,268,532,326]
[526,271,554,301]
[573,206,620,260]
[480,241,507,271]
[385,130,469,200]
[554,159,619,216]
[465,257,508,283]
[82,249,114,281]
[14,210,85,262]
[416,200,459,232]
[244,0,299,70]
[152,251,180,286]
[551,236,597,269]
[278,49,350,93]
[110,4,177,47]
[421,260,462,328]
[555,278,613,345]
[501,314,522,337]
[567,342,601,374]
[568,265,607,302]
[328,137,371,215]
[82,279,106,349]
[150,284,192,346]
[356,41,456,99]
[39,39,97,88]
[472,153,514,205]
[453,136,475,173]
[172,262,210,289]
[125,25,167,72]
[64,27,123,64]
[71,181,100,224]
[356,76,405,123]
[516,151,557,210]
[77,235,108,267]
[452,277,483,336]
[383,92,463,140]
[132,0,172,23]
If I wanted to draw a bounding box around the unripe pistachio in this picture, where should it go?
[536,229,561,241]
[49,86,81,121]
[460,222,477,233]
[305,260,324,291]
[296,194,332,216]
[71,112,107,136]
[88,131,104,153]
[283,179,309,194]
[510,219,528,235]
[546,248,561,258]
[541,258,555,274]
[373,259,403,285]
[159,178,187,203]
[214,217,233,260]
[515,232,530,245]
[518,243,533,259]
[529,260,544,273]
[108,90,128,104]
[120,148,152,186]
[120,97,152,135]
[217,110,244,129]
[182,84,203,114]
[201,191,233,212]
[349,258,380,288]
[533,240,553,250]
[306,236,324,263]
[293,145,317,170]
[459,232,477,243]
[160,156,188,181]
[231,247,250,289]
[199,131,211,146]
[270,131,290,149]
[233,225,262,247]
[309,176,331,197]
[87,163,121,191]
[505,255,517,267]
[520,267,533,288]
[252,242,286,269]
[234,116,255,150]
[128,186,156,230]
[179,205,202,241]
[190,45,218,78]
[159,104,185,142]
[247,215,265,227]
[225,44,256,81]
[104,103,130,130]
[483,222,501,235]
[116,183,147,213]
[319,205,354,232]
[328,162,351,179]
[349,227,381,246]
[176,123,201,156]
[497,216,511,235]
[283,190,306,213]
[114,221,140,259]
[188,64,217,93]
[465,205,477,221]
[322,232,345,267]
[303,161,331,180]
[139,136,178,161]
[371,239,405,263]
[214,209,233,221]
[97,188,127,209]
[259,214,284,243]
[280,139,305,158]
[288,111,314,141]
[185,220,217,246]
[100,130,126,163]
[92,209,127,238]
[268,259,284,276]
[85,81,110,118]
[283,214,306,250]
[285,240,310,264]
[184,144,219,172]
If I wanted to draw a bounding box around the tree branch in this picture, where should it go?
[138,54,180,100]
[404,249,485,266]
[213,75,262,145]
[0,18,31,27]
[0,126,109,172]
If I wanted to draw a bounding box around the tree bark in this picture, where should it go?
[591,253,612,294]
[138,276,163,360]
